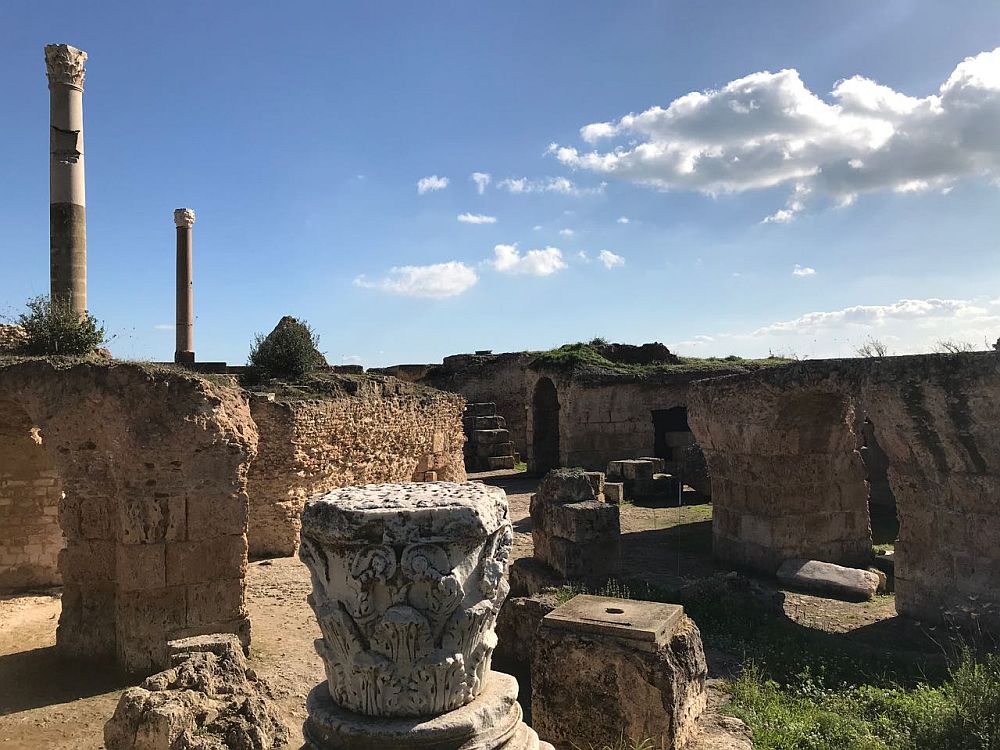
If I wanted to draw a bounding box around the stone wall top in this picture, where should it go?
[301,481,508,546]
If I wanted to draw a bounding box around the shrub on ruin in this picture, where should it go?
[14,295,107,356]
[245,315,326,382]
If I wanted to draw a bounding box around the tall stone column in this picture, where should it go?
[299,482,553,750]
[45,44,88,316]
[173,209,196,364]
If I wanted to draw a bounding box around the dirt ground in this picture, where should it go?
[0,470,900,749]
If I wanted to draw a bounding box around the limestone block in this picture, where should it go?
[299,481,514,718]
[541,501,619,545]
[466,402,497,418]
[473,429,511,446]
[486,456,516,471]
[638,457,667,473]
[605,482,625,504]
[532,596,707,750]
[584,470,606,498]
[776,559,880,601]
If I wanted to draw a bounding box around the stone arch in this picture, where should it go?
[0,360,258,675]
[0,399,64,589]
[530,377,561,475]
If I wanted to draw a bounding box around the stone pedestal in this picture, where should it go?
[532,595,707,750]
[530,468,620,582]
[299,481,551,749]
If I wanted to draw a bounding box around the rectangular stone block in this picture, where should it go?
[544,501,620,545]
[186,493,248,541]
[59,539,115,583]
[465,402,496,418]
[186,578,246,627]
[486,456,516,470]
[475,441,515,458]
[584,472,605,498]
[637,457,667,474]
[472,429,510,446]
[604,482,624,504]
[165,535,247,586]
[116,543,166,592]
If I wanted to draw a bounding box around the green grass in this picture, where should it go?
[514,461,528,473]
[727,653,1000,750]
[528,342,793,376]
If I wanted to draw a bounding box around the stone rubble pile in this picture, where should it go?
[607,457,681,502]
[104,634,289,750]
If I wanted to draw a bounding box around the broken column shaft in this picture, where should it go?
[45,44,88,315]
[173,209,196,364]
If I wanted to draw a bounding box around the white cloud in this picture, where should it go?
[668,297,1000,358]
[471,172,491,194]
[558,228,575,237]
[154,324,173,331]
[598,249,626,269]
[457,212,497,224]
[490,243,567,276]
[354,262,478,298]
[551,47,1000,219]
[617,216,630,224]
[532,225,543,231]
[792,264,816,276]
[417,175,450,194]
[497,176,604,196]
[578,251,590,262]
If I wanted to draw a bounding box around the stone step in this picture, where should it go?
[472,428,510,445]
[475,441,515,458]
[464,402,497,418]
[463,415,507,432]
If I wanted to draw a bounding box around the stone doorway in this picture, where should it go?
[530,378,560,475]
[652,406,690,462]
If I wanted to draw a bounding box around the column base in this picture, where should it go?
[303,671,552,750]
[174,350,195,365]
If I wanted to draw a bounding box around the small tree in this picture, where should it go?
[15,296,107,356]
[855,337,888,358]
[246,316,325,381]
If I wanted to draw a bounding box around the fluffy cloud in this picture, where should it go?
[551,48,1000,219]
[792,264,816,276]
[497,176,604,196]
[558,228,575,237]
[670,297,1000,358]
[471,172,491,194]
[457,213,497,224]
[490,243,567,276]
[598,249,625,269]
[417,175,449,194]
[617,216,630,224]
[354,262,477,298]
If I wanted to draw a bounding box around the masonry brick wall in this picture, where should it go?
[246,376,466,558]
[0,401,63,589]
[0,360,258,675]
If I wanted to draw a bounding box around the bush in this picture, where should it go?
[246,316,325,382]
[15,296,107,356]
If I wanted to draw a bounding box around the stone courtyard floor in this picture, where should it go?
[0,469,903,749]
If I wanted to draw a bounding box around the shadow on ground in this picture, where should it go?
[0,646,126,716]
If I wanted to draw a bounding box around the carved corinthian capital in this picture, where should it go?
[174,208,197,228]
[45,44,87,90]
[299,482,514,719]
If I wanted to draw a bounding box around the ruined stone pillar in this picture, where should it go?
[45,44,88,315]
[299,482,552,750]
[173,209,196,364]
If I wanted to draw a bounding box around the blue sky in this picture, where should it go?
[3,1,1000,366]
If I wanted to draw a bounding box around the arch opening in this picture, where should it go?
[531,378,560,475]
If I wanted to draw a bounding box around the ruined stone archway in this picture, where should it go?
[0,399,64,589]
[530,377,560,475]
[0,360,258,675]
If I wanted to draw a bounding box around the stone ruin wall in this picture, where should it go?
[688,370,872,573]
[689,353,1000,631]
[0,400,63,588]
[246,376,467,558]
[538,374,693,472]
[0,360,258,675]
